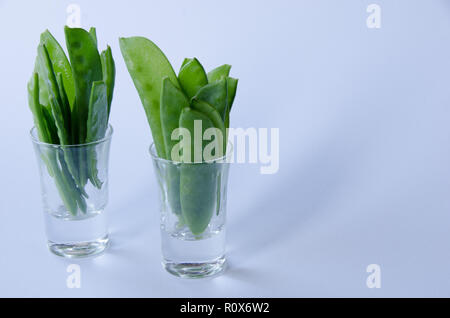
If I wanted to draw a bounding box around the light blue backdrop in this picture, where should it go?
[0,0,449,297]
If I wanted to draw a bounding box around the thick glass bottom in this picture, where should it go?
[47,235,109,258]
[163,255,226,278]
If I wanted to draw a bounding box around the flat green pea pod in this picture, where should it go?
[41,106,60,143]
[29,73,84,215]
[180,162,220,235]
[193,78,228,121]
[160,77,189,218]
[100,45,115,116]
[65,26,103,188]
[37,44,88,201]
[179,108,221,235]
[191,99,226,158]
[86,81,109,188]
[160,77,189,159]
[89,27,97,47]
[65,26,102,144]
[226,77,238,111]
[28,73,51,143]
[206,64,238,129]
[178,58,208,99]
[119,37,180,159]
[207,64,231,83]
[36,45,64,115]
[39,30,75,109]
[180,58,193,71]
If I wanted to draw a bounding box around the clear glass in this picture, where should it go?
[150,143,230,278]
[30,126,113,258]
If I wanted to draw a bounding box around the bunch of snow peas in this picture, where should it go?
[28,27,115,216]
[120,37,238,235]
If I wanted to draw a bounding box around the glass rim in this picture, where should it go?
[30,124,114,148]
[149,142,233,165]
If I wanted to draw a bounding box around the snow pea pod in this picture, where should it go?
[191,99,226,158]
[119,36,180,159]
[159,77,190,217]
[50,93,89,198]
[40,43,88,192]
[29,73,81,215]
[179,108,219,235]
[41,106,60,144]
[57,149,87,214]
[37,45,64,112]
[86,81,108,188]
[226,77,238,111]
[89,27,97,48]
[28,73,51,143]
[193,78,228,121]
[205,64,238,129]
[86,81,108,143]
[100,46,115,116]
[65,26,102,144]
[50,151,80,216]
[39,30,75,108]
[65,27,102,187]
[178,58,208,99]
[160,77,189,159]
[180,58,193,71]
[207,64,231,83]
[180,162,220,235]
[56,73,72,137]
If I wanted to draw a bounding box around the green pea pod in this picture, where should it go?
[56,72,86,191]
[226,77,238,110]
[39,30,75,109]
[191,99,226,158]
[179,108,219,235]
[160,77,189,218]
[41,106,60,144]
[89,27,97,48]
[65,26,102,187]
[193,78,228,121]
[38,44,86,195]
[50,151,80,216]
[178,58,208,99]
[36,44,63,111]
[119,36,180,159]
[48,90,69,146]
[100,46,115,116]
[207,64,231,83]
[180,58,193,71]
[86,81,108,143]
[86,81,108,188]
[180,162,220,235]
[65,26,102,144]
[28,73,51,143]
[56,73,72,136]
[29,73,81,215]
[40,43,88,194]
[57,149,88,214]
[160,77,189,159]
[49,94,89,198]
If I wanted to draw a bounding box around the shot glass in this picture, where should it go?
[150,143,231,278]
[31,125,113,258]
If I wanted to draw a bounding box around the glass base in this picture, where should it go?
[163,256,226,278]
[47,235,109,258]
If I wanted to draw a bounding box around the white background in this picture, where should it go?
[1,0,450,297]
